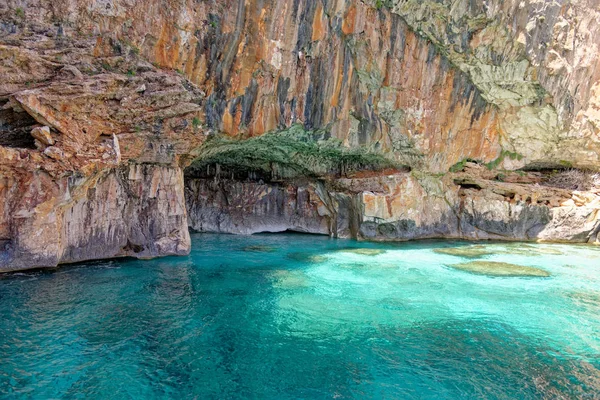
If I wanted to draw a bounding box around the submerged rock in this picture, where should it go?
[435,243,564,259]
[286,252,326,263]
[243,245,278,253]
[433,246,493,258]
[494,245,564,256]
[269,270,308,289]
[448,261,550,277]
[525,247,564,256]
[338,262,397,270]
[497,243,564,256]
[338,248,386,256]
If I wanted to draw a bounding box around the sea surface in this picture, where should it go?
[1,233,599,399]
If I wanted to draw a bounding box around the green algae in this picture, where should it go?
[448,158,481,173]
[187,124,398,179]
[448,261,550,277]
[485,150,524,171]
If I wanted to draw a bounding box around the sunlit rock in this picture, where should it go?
[43,146,66,161]
[30,126,53,146]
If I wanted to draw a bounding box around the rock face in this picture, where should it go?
[1,0,600,271]
[3,0,599,171]
[185,178,360,237]
[186,179,332,236]
[0,18,203,271]
[3,164,189,272]
[186,165,600,244]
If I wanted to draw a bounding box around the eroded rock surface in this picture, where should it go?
[3,164,189,271]
[186,179,334,236]
[187,163,600,243]
[0,22,203,271]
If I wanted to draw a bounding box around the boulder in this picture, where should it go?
[43,146,66,161]
[31,126,54,146]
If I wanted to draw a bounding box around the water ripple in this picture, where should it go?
[1,233,599,398]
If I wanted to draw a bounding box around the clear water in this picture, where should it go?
[1,233,600,399]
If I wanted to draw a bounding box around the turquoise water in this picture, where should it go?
[1,233,600,399]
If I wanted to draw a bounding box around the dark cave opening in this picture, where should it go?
[0,102,39,149]
[185,162,277,183]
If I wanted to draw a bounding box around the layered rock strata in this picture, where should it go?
[0,26,202,271]
[3,0,599,171]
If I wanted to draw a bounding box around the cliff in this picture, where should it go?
[1,0,599,271]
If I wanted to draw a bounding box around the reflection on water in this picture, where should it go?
[1,233,599,398]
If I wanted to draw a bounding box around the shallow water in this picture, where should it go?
[1,233,600,399]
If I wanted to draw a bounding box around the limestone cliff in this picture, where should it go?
[1,0,599,272]
[0,19,201,270]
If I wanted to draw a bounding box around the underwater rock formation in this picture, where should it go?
[434,246,494,258]
[447,261,551,278]
[1,0,600,271]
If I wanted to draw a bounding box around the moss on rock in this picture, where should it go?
[187,124,399,179]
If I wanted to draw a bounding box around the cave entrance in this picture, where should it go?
[0,100,38,149]
[184,162,275,183]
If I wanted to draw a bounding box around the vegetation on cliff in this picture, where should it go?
[186,125,400,180]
